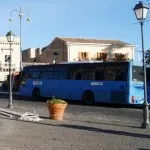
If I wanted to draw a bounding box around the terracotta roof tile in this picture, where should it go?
[57,37,130,45]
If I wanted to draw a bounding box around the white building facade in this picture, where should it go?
[0,37,20,82]
[33,37,135,64]
[66,42,134,62]
[22,37,135,65]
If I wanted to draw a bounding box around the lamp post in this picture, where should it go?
[6,31,15,108]
[133,1,150,129]
[9,7,31,71]
[53,52,59,64]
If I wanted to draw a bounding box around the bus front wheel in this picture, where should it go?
[82,91,95,105]
[32,88,41,101]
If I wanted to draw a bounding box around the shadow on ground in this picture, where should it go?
[0,115,149,140]
[0,92,144,109]
[59,124,150,139]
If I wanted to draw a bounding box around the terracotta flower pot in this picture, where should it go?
[47,103,67,120]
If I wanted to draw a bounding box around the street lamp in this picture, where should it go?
[53,52,59,64]
[6,31,15,108]
[9,7,31,71]
[133,1,150,129]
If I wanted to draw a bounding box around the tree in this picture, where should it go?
[145,49,150,66]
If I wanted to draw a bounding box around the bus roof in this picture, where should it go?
[60,60,104,64]
[22,61,132,70]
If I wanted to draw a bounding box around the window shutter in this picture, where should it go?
[86,52,89,59]
[84,52,86,58]
[81,52,84,59]
[115,53,117,61]
[122,54,125,60]
[78,52,81,60]
[104,53,107,60]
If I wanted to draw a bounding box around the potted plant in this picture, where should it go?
[47,97,68,120]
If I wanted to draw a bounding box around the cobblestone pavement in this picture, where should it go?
[0,98,150,150]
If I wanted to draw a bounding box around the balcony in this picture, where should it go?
[0,63,16,69]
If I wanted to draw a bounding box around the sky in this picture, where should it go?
[0,0,150,54]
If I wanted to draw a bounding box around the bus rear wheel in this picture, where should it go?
[32,88,41,101]
[83,91,95,105]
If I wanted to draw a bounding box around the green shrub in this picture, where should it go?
[47,97,67,104]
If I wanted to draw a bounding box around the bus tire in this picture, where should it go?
[32,88,41,101]
[82,90,95,105]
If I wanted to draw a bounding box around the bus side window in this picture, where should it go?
[22,72,28,81]
[24,73,28,79]
[104,71,116,81]
[41,71,53,79]
[53,71,68,80]
[30,71,41,79]
[83,70,95,80]
[95,71,104,80]
[115,71,125,81]
[61,72,68,79]
[75,73,83,80]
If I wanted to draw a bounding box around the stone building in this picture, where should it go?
[22,37,135,64]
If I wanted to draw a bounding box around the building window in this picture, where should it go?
[5,55,10,62]
[114,53,125,61]
[78,52,89,61]
[96,53,107,61]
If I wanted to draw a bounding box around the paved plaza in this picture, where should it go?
[0,98,149,150]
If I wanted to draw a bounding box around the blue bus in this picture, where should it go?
[20,61,144,105]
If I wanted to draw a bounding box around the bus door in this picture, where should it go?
[104,66,128,104]
[98,63,128,103]
[110,70,127,104]
[130,65,144,104]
